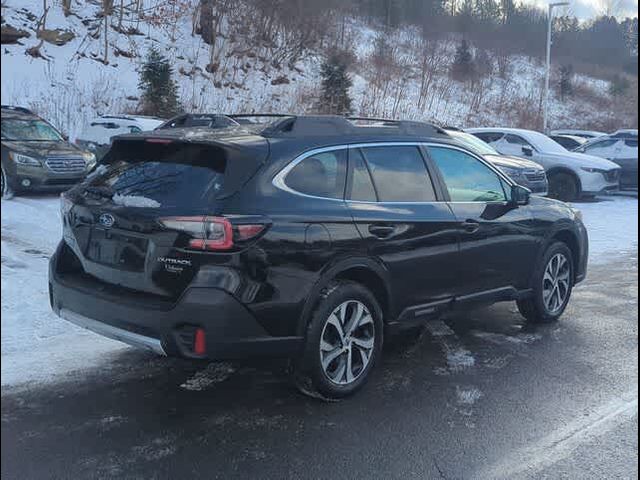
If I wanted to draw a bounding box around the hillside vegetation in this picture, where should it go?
[1,0,637,138]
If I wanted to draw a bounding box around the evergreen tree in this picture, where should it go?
[318,49,354,115]
[138,47,182,118]
[559,64,574,101]
[450,39,476,80]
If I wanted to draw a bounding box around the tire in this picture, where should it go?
[517,241,574,324]
[548,172,579,202]
[293,281,384,399]
[1,163,14,199]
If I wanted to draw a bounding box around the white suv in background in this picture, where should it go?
[467,128,621,201]
[575,135,638,190]
[75,115,164,159]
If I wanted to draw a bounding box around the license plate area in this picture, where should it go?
[86,228,148,271]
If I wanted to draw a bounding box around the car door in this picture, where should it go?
[426,144,538,300]
[615,139,639,189]
[345,143,460,319]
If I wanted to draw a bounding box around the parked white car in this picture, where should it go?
[76,115,164,159]
[467,128,621,201]
[575,135,638,190]
[550,129,607,140]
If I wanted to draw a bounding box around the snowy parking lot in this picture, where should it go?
[1,193,638,479]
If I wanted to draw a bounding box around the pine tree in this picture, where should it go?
[138,47,182,118]
[450,39,476,80]
[559,64,574,101]
[318,49,353,115]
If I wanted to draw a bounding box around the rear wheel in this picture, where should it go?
[517,242,574,324]
[293,281,383,399]
[1,164,14,199]
[548,172,579,202]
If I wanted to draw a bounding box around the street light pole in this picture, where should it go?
[543,2,570,134]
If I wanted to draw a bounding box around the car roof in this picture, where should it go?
[1,106,40,120]
[114,115,454,149]
[466,127,534,136]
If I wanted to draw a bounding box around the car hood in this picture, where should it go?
[1,140,82,157]
[545,150,620,170]
[484,154,543,170]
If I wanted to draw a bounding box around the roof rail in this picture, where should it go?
[346,116,448,136]
[1,105,33,114]
[226,114,448,138]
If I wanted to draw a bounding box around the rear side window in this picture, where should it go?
[91,142,227,210]
[429,147,507,202]
[285,150,347,199]
[360,146,435,202]
[625,139,638,148]
[348,150,377,202]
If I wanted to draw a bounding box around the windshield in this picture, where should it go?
[1,119,64,141]
[447,130,499,156]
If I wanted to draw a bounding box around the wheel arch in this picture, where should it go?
[549,228,581,281]
[546,167,583,195]
[296,257,393,337]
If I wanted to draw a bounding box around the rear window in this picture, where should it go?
[91,142,226,209]
[360,146,436,202]
[285,150,347,199]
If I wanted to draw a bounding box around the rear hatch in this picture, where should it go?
[61,134,269,299]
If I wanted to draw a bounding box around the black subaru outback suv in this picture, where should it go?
[49,115,588,398]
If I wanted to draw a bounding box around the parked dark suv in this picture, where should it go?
[1,106,96,197]
[49,115,588,398]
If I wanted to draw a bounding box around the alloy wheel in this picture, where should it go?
[320,300,375,385]
[542,253,571,314]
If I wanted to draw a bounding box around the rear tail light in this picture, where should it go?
[159,216,266,251]
[194,328,206,356]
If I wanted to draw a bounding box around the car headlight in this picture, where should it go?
[9,152,42,166]
[83,151,97,168]
[499,166,523,179]
[581,167,606,173]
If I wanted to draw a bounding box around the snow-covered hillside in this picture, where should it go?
[0,0,634,139]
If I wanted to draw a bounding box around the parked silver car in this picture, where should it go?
[575,135,638,190]
[444,128,548,196]
[467,128,620,201]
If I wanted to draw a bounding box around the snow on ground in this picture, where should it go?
[1,194,637,389]
[571,196,639,265]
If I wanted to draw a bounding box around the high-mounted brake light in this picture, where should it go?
[159,216,266,251]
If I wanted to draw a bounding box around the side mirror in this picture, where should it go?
[522,146,534,157]
[511,184,531,206]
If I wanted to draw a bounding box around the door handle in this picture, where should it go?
[368,224,397,239]
[462,220,480,234]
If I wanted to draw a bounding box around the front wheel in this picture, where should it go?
[517,242,574,324]
[293,281,383,399]
[548,172,579,202]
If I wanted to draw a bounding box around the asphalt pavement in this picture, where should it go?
[2,253,638,480]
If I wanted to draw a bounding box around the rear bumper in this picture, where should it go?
[49,244,303,360]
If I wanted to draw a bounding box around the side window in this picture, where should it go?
[625,139,638,148]
[473,132,504,144]
[360,146,436,202]
[285,150,347,199]
[505,134,532,148]
[429,147,507,202]
[585,139,618,153]
[129,126,142,133]
[348,149,377,202]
